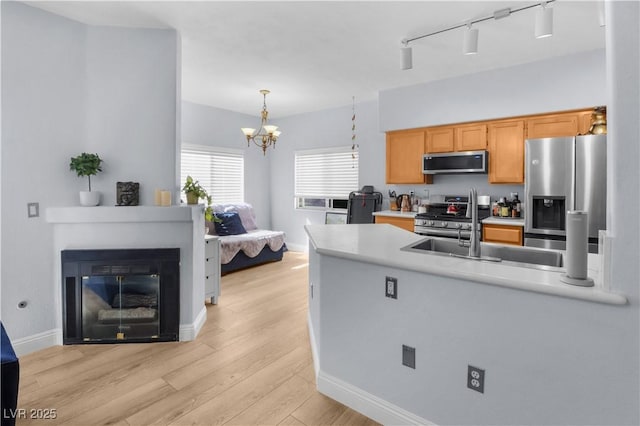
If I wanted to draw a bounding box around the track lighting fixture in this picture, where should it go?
[535,2,554,39]
[401,40,412,70]
[463,24,479,55]
[400,0,556,70]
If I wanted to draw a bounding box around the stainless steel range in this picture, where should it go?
[414,194,490,240]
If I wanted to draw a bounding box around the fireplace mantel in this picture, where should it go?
[46,204,207,345]
[46,205,200,224]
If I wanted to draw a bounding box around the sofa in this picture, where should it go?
[206,203,286,274]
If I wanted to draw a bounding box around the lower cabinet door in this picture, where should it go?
[374,215,415,232]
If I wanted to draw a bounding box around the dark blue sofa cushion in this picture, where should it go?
[214,212,248,236]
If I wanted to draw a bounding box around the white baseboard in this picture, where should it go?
[11,307,207,355]
[180,305,207,341]
[317,371,435,426]
[285,243,307,253]
[12,328,62,356]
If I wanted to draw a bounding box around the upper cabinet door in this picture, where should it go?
[455,123,487,151]
[526,113,579,139]
[386,130,427,184]
[488,120,525,184]
[426,126,454,153]
[577,110,594,135]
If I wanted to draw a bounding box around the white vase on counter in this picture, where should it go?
[79,191,100,206]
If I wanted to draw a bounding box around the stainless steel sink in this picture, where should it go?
[401,238,564,271]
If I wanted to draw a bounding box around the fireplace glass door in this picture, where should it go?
[82,274,160,341]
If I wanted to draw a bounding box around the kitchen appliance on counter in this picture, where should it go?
[422,151,488,174]
[524,135,606,253]
[414,194,490,240]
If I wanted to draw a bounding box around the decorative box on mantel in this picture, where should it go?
[46,205,210,343]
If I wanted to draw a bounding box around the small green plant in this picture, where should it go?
[182,176,215,222]
[70,153,103,191]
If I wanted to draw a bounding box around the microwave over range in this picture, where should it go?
[422,150,488,174]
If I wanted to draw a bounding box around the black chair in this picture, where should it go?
[347,188,383,224]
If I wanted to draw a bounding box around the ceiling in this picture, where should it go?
[26,1,605,118]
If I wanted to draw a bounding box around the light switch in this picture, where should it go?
[27,202,39,218]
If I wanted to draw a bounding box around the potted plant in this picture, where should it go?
[69,152,103,206]
[182,175,214,222]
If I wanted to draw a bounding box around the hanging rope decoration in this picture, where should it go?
[351,96,359,167]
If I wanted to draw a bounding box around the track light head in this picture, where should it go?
[535,2,553,38]
[400,41,413,70]
[463,26,479,55]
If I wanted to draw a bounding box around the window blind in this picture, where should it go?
[295,146,359,198]
[181,145,244,204]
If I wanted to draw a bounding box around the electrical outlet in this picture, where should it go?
[385,276,397,299]
[467,365,485,393]
[402,345,415,369]
[27,202,39,218]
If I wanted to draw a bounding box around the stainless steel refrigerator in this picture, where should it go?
[524,135,606,253]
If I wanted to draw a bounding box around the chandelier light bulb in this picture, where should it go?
[241,90,281,155]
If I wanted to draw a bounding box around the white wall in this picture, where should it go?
[1,2,86,339]
[379,49,606,132]
[271,50,606,251]
[85,26,178,206]
[605,0,639,349]
[1,2,180,342]
[181,101,272,228]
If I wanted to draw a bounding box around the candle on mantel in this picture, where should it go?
[154,189,162,206]
[160,191,171,206]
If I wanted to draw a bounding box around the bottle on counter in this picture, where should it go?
[492,202,499,217]
[499,197,510,217]
[513,193,521,218]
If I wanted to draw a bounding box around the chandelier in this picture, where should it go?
[241,89,281,155]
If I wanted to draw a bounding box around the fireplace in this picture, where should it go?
[61,248,180,344]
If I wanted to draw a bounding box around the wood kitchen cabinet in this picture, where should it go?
[526,109,595,139]
[386,130,432,184]
[488,119,525,184]
[483,224,523,246]
[426,123,486,153]
[375,215,415,232]
[426,126,454,153]
[455,123,487,151]
[577,110,594,135]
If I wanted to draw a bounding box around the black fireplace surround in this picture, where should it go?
[61,248,180,344]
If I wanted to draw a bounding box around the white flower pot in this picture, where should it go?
[79,191,101,206]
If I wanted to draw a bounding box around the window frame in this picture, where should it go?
[180,143,245,205]
[294,145,359,211]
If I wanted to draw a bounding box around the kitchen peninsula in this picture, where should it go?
[305,224,628,425]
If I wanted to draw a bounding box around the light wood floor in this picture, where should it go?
[16,252,379,426]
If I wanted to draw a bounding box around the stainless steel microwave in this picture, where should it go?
[422,150,488,174]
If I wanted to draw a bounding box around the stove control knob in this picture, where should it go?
[440,222,448,228]
[428,221,435,227]
[455,223,463,229]
[465,224,472,231]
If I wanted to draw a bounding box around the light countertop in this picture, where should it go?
[304,224,626,305]
[372,210,417,218]
[482,216,525,226]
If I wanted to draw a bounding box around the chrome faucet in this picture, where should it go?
[465,188,481,258]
